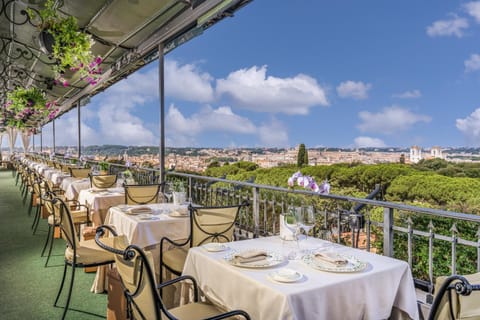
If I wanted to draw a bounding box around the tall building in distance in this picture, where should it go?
[409,145,444,163]
[410,146,422,163]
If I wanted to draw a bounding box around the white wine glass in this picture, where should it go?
[163,182,173,203]
[301,206,316,241]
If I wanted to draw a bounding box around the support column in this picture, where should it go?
[77,101,81,158]
[158,42,165,183]
[40,129,43,152]
[52,119,56,153]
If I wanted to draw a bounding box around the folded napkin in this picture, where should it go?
[127,206,152,215]
[314,252,348,266]
[234,250,268,263]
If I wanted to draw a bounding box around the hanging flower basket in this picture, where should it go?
[3,87,58,129]
[28,0,102,86]
[39,29,55,55]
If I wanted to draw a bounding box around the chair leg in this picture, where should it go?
[31,206,40,233]
[54,263,68,308]
[27,194,34,216]
[41,225,51,257]
[44,228,55,267]
[61,265,76,320]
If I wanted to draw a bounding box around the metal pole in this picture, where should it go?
[77,101,81,158]
[52,119,56,153]
[32,134,35,152]
[158,42,165,184]
[40,129,43,152]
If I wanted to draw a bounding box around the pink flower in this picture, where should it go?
[288,172,330,194]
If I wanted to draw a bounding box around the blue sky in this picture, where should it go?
[32,1,480,148]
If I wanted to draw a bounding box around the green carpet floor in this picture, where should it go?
[0,169,108,319]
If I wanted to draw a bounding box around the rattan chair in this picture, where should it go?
[68,167,91,178]
[95,225,251,320]
[124,183,163,205]
[52,197,121,319]
[159,201,249,284]
[428,273,480,320]
[89,173,117,189]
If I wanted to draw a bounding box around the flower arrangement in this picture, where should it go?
[3,87,58,128]
[28,0,102,86]
[288,171,330,194]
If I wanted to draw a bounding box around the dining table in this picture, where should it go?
[78,187,126,226]
[62,177,91,200]
[92,203,190,295]
[182,236,419,320]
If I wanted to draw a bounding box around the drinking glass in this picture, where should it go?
[284,205,299,239]
[301,206,316,241]
[163,182,173,203]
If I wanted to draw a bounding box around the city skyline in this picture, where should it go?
[5,1,480,149]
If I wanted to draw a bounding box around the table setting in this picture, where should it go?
[183,235,419,320]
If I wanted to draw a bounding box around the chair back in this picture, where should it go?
[90,174,117,189]
[124,184,162,205]
[190,201,248,247]
[429,273,480,320]
[69,167,90,178]
[116,245,161,319]
[60,164,71,174]
[53,197,79,250]
[95,227,163,320]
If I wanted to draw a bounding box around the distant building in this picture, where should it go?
[430,146,443,159]
[410,146,422,163]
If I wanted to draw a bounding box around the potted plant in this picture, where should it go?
[4,87,58,129]
[122,169,135,185]
[28,0,102,86]
[98,161,110,174]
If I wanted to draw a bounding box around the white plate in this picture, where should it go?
[302,253,367,273]
[203,243,229,252]
[224,250,285,268]
[269,268,303,283]
[139,216,159,221]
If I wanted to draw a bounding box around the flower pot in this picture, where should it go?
[173,192,186,205]
[39,30,55,55]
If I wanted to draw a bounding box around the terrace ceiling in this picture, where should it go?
[0,0,251,130]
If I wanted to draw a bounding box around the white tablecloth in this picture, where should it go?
[62,178,90,200]
[78,188,125,225]
[182,237,419,320]
[105,203,190,248]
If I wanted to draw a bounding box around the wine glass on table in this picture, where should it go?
[300,206,316,244]
[163,182,173,203]
[283,206,301,259]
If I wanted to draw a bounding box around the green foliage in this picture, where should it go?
[297,143,307,167]
[28,0,97,80]
[4,87,49,128]
[98,161,110,171]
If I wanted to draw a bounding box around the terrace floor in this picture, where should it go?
[0,168,107,319]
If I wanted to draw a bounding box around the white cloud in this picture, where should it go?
[465,53,480,72]
[426,16,469,38]
[464,1,480,23]
[357,106,431,134]
[456,108,480,145]
[165,60,214,102]
[392,89,422,99]
[354,136,386,148]
[39,113,97,146]
[216,65,328,115]
[94,68,159,145]
[166,104,257,146]
[336,80,371,100]
[258,118,289,147]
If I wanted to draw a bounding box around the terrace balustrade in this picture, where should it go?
[27,152,480,296]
